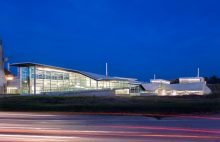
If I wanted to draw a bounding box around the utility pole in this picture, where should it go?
[197,68,200,77]
[106,62,108,79]
[7,63,10,71]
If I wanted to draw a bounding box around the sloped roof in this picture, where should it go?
[80,71,116,80]
[10,62,137,82]
[141,83,161,91]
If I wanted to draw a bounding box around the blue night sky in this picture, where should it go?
[0,0,220,81]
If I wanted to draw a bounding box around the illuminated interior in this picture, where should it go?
[12,63,136,94]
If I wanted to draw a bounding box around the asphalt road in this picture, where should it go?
[0,112,219,142]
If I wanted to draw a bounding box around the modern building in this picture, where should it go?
[8,62,213,96]
[0,39,213,96]
[141,77,212,96]
[10,62,140,94]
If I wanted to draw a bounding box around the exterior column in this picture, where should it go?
[96,81,99,89]
[63,72,64,92]
[28,66,31,94]
[18,67,21,94]
[34,66,36,95]
[50,72,52,92]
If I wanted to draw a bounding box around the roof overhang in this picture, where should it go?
[10,62,137,82]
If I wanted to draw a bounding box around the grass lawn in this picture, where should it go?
[0,94,219,114]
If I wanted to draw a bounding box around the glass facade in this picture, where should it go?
[19,66,133,94]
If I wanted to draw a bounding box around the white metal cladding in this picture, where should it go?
[142,82,212,94]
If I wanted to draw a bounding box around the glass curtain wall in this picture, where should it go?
[19,66,131,94]
[97,80,130,89]
[20,67,30,94]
